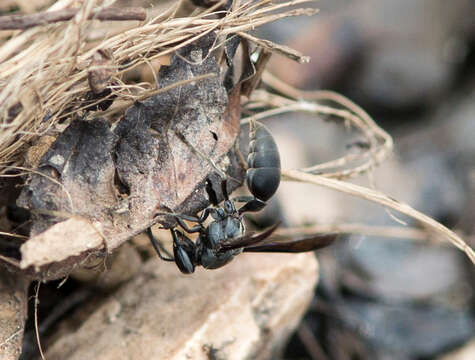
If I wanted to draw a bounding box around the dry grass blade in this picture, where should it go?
[0,328,23,348]
[34,281,46,360]
[0,253,21,267]
[244,88,392,180]
[262,72,393,178]
[238,31,311,63]
[0,231,27,239]
[276,223,431,241]
[0,7,146,30]
[282,169,475,265]
[243,78,474,265]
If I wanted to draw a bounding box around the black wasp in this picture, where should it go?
[147,121,336,274]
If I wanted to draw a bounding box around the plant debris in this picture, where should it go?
[12,32,243,278]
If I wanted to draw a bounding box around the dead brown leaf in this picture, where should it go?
[13,33,244,280]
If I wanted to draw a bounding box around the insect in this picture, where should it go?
[147,121,337,274]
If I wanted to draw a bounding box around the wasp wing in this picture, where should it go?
[243,233,338,253]
[217,222,280,252]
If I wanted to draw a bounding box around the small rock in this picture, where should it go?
[439,338,475,360]
[71,242,142,290]
[340,300,475,358]
[45,251,319,359]
[0,272,29,360]
[346,238,472,306]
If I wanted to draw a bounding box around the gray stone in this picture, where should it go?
[45,251,319,360]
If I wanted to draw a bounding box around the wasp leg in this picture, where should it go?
[171,229,197,274]
[146,228,174,262]
[238,198,266,214]
[232,195,254,203]
[173,208,213,234]
[175,217,202,233]
[232,195,267,214]
[221,178,229,200]
[206,178,219,206]
[207,177,231,203]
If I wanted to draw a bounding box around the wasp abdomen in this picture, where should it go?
[246,122,281,202]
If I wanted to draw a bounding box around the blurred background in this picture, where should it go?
[254,0,475,358]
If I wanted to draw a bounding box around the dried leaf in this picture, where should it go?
[12,33,244,279]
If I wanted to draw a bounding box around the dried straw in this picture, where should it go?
[242,77,475,265]
[0,0,316,173]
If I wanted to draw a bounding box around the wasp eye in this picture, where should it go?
[224,200,234,214]
[213,208,225,219]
